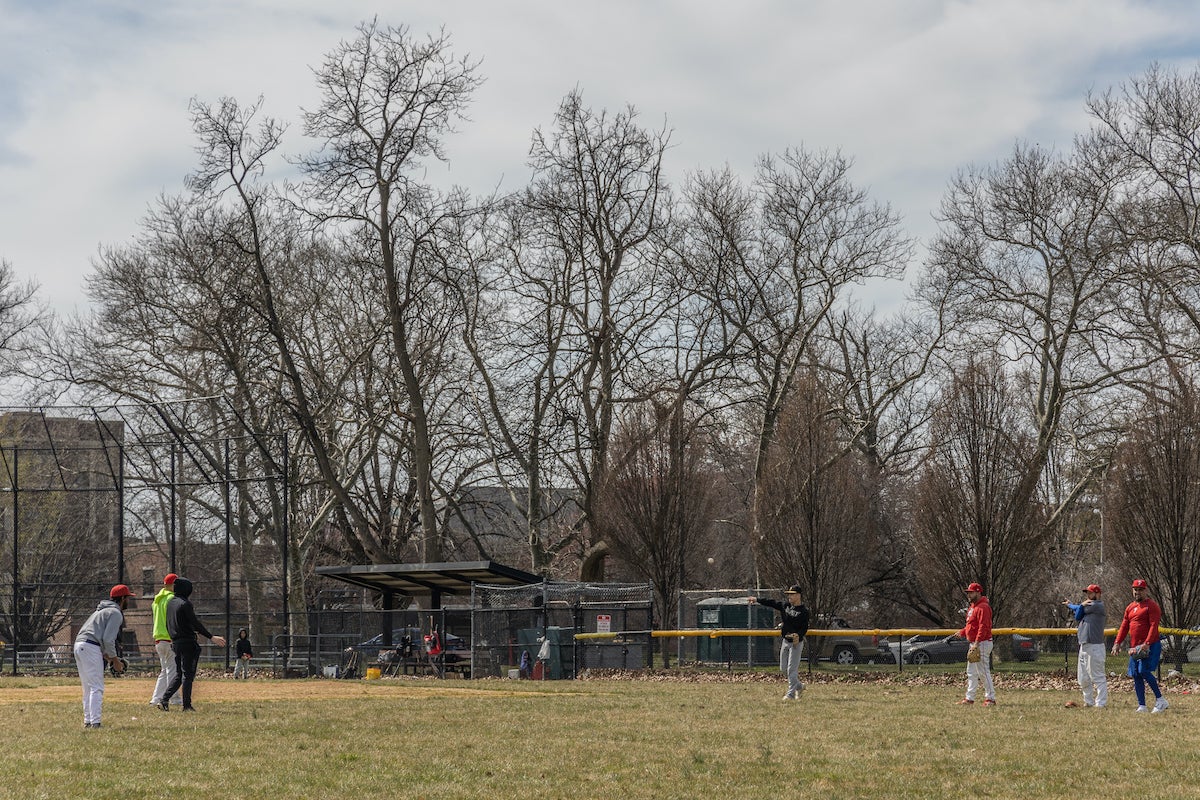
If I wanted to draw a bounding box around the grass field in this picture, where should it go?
[1,670,1196,800]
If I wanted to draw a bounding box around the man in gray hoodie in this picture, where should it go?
[1063,583,1107,708]
[73,584,136,728]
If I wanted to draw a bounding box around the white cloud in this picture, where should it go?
[2,0,1200,314]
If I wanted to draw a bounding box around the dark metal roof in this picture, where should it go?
[315,560,542,598]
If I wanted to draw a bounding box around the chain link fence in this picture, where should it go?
[676,588,782,668]
[0,403,290,677]
[471,581,653,679]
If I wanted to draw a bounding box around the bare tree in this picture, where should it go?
[817,305,944,621]
[910,357,1049,622]
[1105,387,1200,668]
[682,151,911,579]
[0,439,111,646]
[46,190,326,635]
[919,139,1146,589]
[47,94,446,634]
[755,370,877,619]
[460,90,672,578]
[1087,63,1200,365]
[594,399,718,664]
[296,21,483,562]
[0,260,44,390]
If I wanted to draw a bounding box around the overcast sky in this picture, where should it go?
[3,0,1200,316]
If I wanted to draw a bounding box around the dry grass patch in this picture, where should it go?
[0,674,1195,799]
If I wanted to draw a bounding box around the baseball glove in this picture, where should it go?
[966,644,981,663]
[109,656,128,676]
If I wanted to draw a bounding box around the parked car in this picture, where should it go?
[1011,633,1040,662]
[892,634,1040,664]
[809,616,895,665]
[1164,637,1200,663]
[894,634,968,665]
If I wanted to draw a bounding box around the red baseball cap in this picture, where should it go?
[163,573,178,585]
[965,582,983,593]
[1132,579,1149,589]
[1085,584,1102,594]
[109,584,136,599]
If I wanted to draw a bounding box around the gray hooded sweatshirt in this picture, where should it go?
[75,599,125,658]
[1071,599,1106,645]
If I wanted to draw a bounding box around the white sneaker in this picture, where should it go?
[783,693,794,701]
[1135,705,1149,713]
[1152,697,1169,713]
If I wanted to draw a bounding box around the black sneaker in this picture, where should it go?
[159,699,169,712]
[181,705,195,712]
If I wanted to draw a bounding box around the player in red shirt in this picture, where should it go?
[952,582,995,706]
[1111,579,1168,713]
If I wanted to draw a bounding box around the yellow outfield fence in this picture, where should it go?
[574,626,1200,672]
[574,626,1200,640]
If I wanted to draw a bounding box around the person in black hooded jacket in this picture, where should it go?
[159,577,225,711]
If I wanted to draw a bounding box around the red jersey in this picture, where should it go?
[1115,598,1161,648]
[958,596,993,643]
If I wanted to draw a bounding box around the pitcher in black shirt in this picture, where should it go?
[750,585,810,700]
[159,577,226,711]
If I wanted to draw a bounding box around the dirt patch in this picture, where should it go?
[0,675,516,704]
[7,668,1198,704]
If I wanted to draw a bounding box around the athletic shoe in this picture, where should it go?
[957,698,974,705]
[1135,705,1149,713]
[795,683,805,696]
[181,705,195,712]
[1152,697,1169,713]
[782,693,794,700]
[159,699,169,712]
[983,699,996,706]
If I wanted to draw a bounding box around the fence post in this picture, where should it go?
[10,445,18,676]
[223,437,231,675]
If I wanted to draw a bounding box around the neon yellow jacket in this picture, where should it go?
[152,587,175,641]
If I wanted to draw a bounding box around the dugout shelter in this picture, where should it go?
[315,562,653,679]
